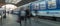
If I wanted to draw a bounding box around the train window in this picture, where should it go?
[35,3,40,10]
[48,0,56,9]
[34,3,38,10]
[31,3,40,10]
[40,1,46,10]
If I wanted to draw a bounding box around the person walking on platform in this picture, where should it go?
[24,9,31,26]
[17,9,25,26]
[17,11,21,26]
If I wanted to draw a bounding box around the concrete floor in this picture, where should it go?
[0,13,60,26]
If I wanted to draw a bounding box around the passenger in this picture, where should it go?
[25,9,30,19]
[24,9,31,26]
[17,11,21,24]
[17,9,25,26]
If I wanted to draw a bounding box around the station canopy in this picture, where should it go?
[5,0,22,4]
[2,4,17,11]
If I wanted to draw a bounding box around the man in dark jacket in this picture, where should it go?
[25,9,30,18]
[24,9,31,26]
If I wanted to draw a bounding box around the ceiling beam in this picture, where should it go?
[15,0,36,7]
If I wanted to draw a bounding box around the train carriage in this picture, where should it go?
[30,0,60,17]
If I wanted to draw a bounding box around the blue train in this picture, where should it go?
[30,0,60,17]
